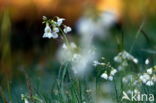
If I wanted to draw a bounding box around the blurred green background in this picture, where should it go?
[0,0,156,102]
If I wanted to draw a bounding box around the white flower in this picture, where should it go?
[114,50,138,64]
[63,26,72,33]
[72,53,81,61]
[42,16,47,20]
[133,80,139,85]
[62,42,77,50]
[114,56,122,63]
[108,76,113,81]
[53,27,59,33]
[52,32,58,39]
[100,63,105,66]
[134,89,139,94]
[147,68,152,75]
[143,73,150,80]
[145,59,150,65]
[24,99,29,103]
[57,17,65,26]
[122,77,128,83]
[43,23,53,39]
[101,73,108,80]
[70,42,77,48]
[133,58,138,64]
[93,60,100,66]
[62,43,67,49]
[146,80,154,86]
[140,73,151,84]
[139,75,147,83]
[110,69,117,76]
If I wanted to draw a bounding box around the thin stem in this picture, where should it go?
[130,21,145,53]
[58,27,70,47]
[113,79,119,103]
[7,80,13,103]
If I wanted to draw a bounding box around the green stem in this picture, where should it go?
[113,79,119,103]
[59,27,70,47]
[130,21,145,53]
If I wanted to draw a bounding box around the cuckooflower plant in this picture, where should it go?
[42,16,71,46]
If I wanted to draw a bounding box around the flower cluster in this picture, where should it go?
[94,57,117,81]
[42,16,71,39]
[139,66,156,86]
[101,69,117,81]
[122,74,141,89]
[114,50,138,70]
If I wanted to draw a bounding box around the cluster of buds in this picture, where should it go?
[139,66,156,86]
[114,50,138,71]
[114,50,138,64]
[42,16,71,39]
[21,94,43,103]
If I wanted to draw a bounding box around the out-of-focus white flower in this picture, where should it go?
[139,65,156,86]
[133,58,138,64]
[134,89,139,94]
[24,99,29,103]
[122,77,128,83]
[76,11,117,39]
[70,42,77,48]
[62,42,77,50]
[145,59,150,65]
[52,32,58,39]
[42,16,47,20]
[139,75,147,83]
[71,49,96,77]
[100,11,117,28]
[62,43,67,49]
[114,50,138,64]
[133,80,139,85]
[57,17,65,26]
[140,73,150,84]
[114,50,138,71]
[101,73,108,80]
[72,53,81,61]
[57,42,78,63]
[146,80,154,86]
[143,73,150,80]
[110,69,117,76]
[63,26,72,33]
[53,27,59,33]
[122,75,135,84]
[93,60,100,67]
[114,56,122,63]
[77,18,96,36]
[100,63,106,66]
[108,76,113,81]
[147,68,152,75]
[43,23,53,39]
